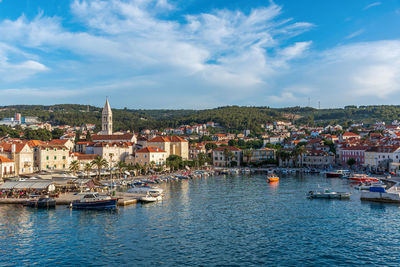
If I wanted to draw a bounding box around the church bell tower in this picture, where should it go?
[101,98,113,135]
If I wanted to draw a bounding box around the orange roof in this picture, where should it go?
[25,140,45,148]
[49,139,70,145]
[148,136,188,143]
[0,155,13,163]
[0,142,28,153]
[343,132,360,137]
[137,147,166,153]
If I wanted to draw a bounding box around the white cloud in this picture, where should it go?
[5,0,399,109]
[345,29,364,39]
[0,0,315,107]
[364,2,381,10]
[269,40,400,107]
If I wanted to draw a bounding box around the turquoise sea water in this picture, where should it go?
[1,174,400,266]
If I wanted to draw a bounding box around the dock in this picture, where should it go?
[0,192,142,207]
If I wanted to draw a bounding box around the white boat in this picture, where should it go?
[127,185,163,195]
[139,192,163,203]
[355,182,386,191]
[307,189,351,199]
[361,181,400,203]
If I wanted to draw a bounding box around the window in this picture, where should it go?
[62,156,66,160]
[63,164,65,168]
[46,156,49,160]
[46,165,49,169]
[54,156,57,160]
[54,148,57,151]
[54,165,57,168]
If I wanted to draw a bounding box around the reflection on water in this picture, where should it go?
[0,174,400,266]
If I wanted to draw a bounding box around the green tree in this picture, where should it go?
[91,156,109,180]
[205,143,217,151]
[83,162,93,179]
[86,131,92,141]
[166,155,183,171]
[51,128,65,139]
[223,149,234,167]
[69,160,80,176]
[243,150,253,166]
[347,158,356,168]
[116,161,127,179]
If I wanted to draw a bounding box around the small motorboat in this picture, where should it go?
[139,192,163,203]
[307,189,351,199]
[71,192,118,209]
[25,196,56,208]
[267,174,279,183]
[361,181,400,203]
[348,174,379,183]
[355,181,385,191]
[326,170,350,178]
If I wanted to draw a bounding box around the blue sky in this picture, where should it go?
[0,0,400,109]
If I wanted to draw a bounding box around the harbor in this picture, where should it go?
[1,172,400,266]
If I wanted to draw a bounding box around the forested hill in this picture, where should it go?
[1,104,400,133]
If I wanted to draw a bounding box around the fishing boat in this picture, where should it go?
[360,181,400,203]
[307,189,351,199]
[267,174,279,183]
[71,192,118,209]
[25,196,56,208]
[325,170,350,178]
[348,174,379,182]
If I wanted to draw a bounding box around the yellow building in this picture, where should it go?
[34,144,70,171]
[147,136,189,160]
[133,147,167,166]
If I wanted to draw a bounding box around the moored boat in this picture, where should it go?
[361,181,400,203]
[71,192,118,209]
[267,174,279,183]
[307,189,351,199]
[127,185,164,195]
[139,192,163,203]
[348,174,379,183]
[25,196,56,208]
[326,170,350,178]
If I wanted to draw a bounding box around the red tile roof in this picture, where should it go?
[137,147,166,153]
[148,136,188,143]
[0,155,13,163]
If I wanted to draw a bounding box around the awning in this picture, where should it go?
[0,180,53,190]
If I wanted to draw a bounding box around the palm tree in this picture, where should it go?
[69,160,80,176]
[296,145,306,168]
[134,163,142,176]
[83,162,93,179]
[223,148,234,167]
[91,156,109,180]
[243,150,253,166]
[117,161,127,179]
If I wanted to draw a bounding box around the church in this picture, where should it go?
[91,99,136,143]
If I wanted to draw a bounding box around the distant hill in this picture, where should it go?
[1,104,400,133]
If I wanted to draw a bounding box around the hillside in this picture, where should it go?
[1,104,400,133]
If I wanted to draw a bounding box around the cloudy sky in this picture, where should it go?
[0,0,400,109]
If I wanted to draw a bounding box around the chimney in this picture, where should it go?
[11,144,16,160]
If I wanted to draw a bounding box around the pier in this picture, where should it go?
[0,192,141,206]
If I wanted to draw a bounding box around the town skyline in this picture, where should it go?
[1,0,400,108]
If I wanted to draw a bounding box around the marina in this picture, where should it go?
[1,172,400,265]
